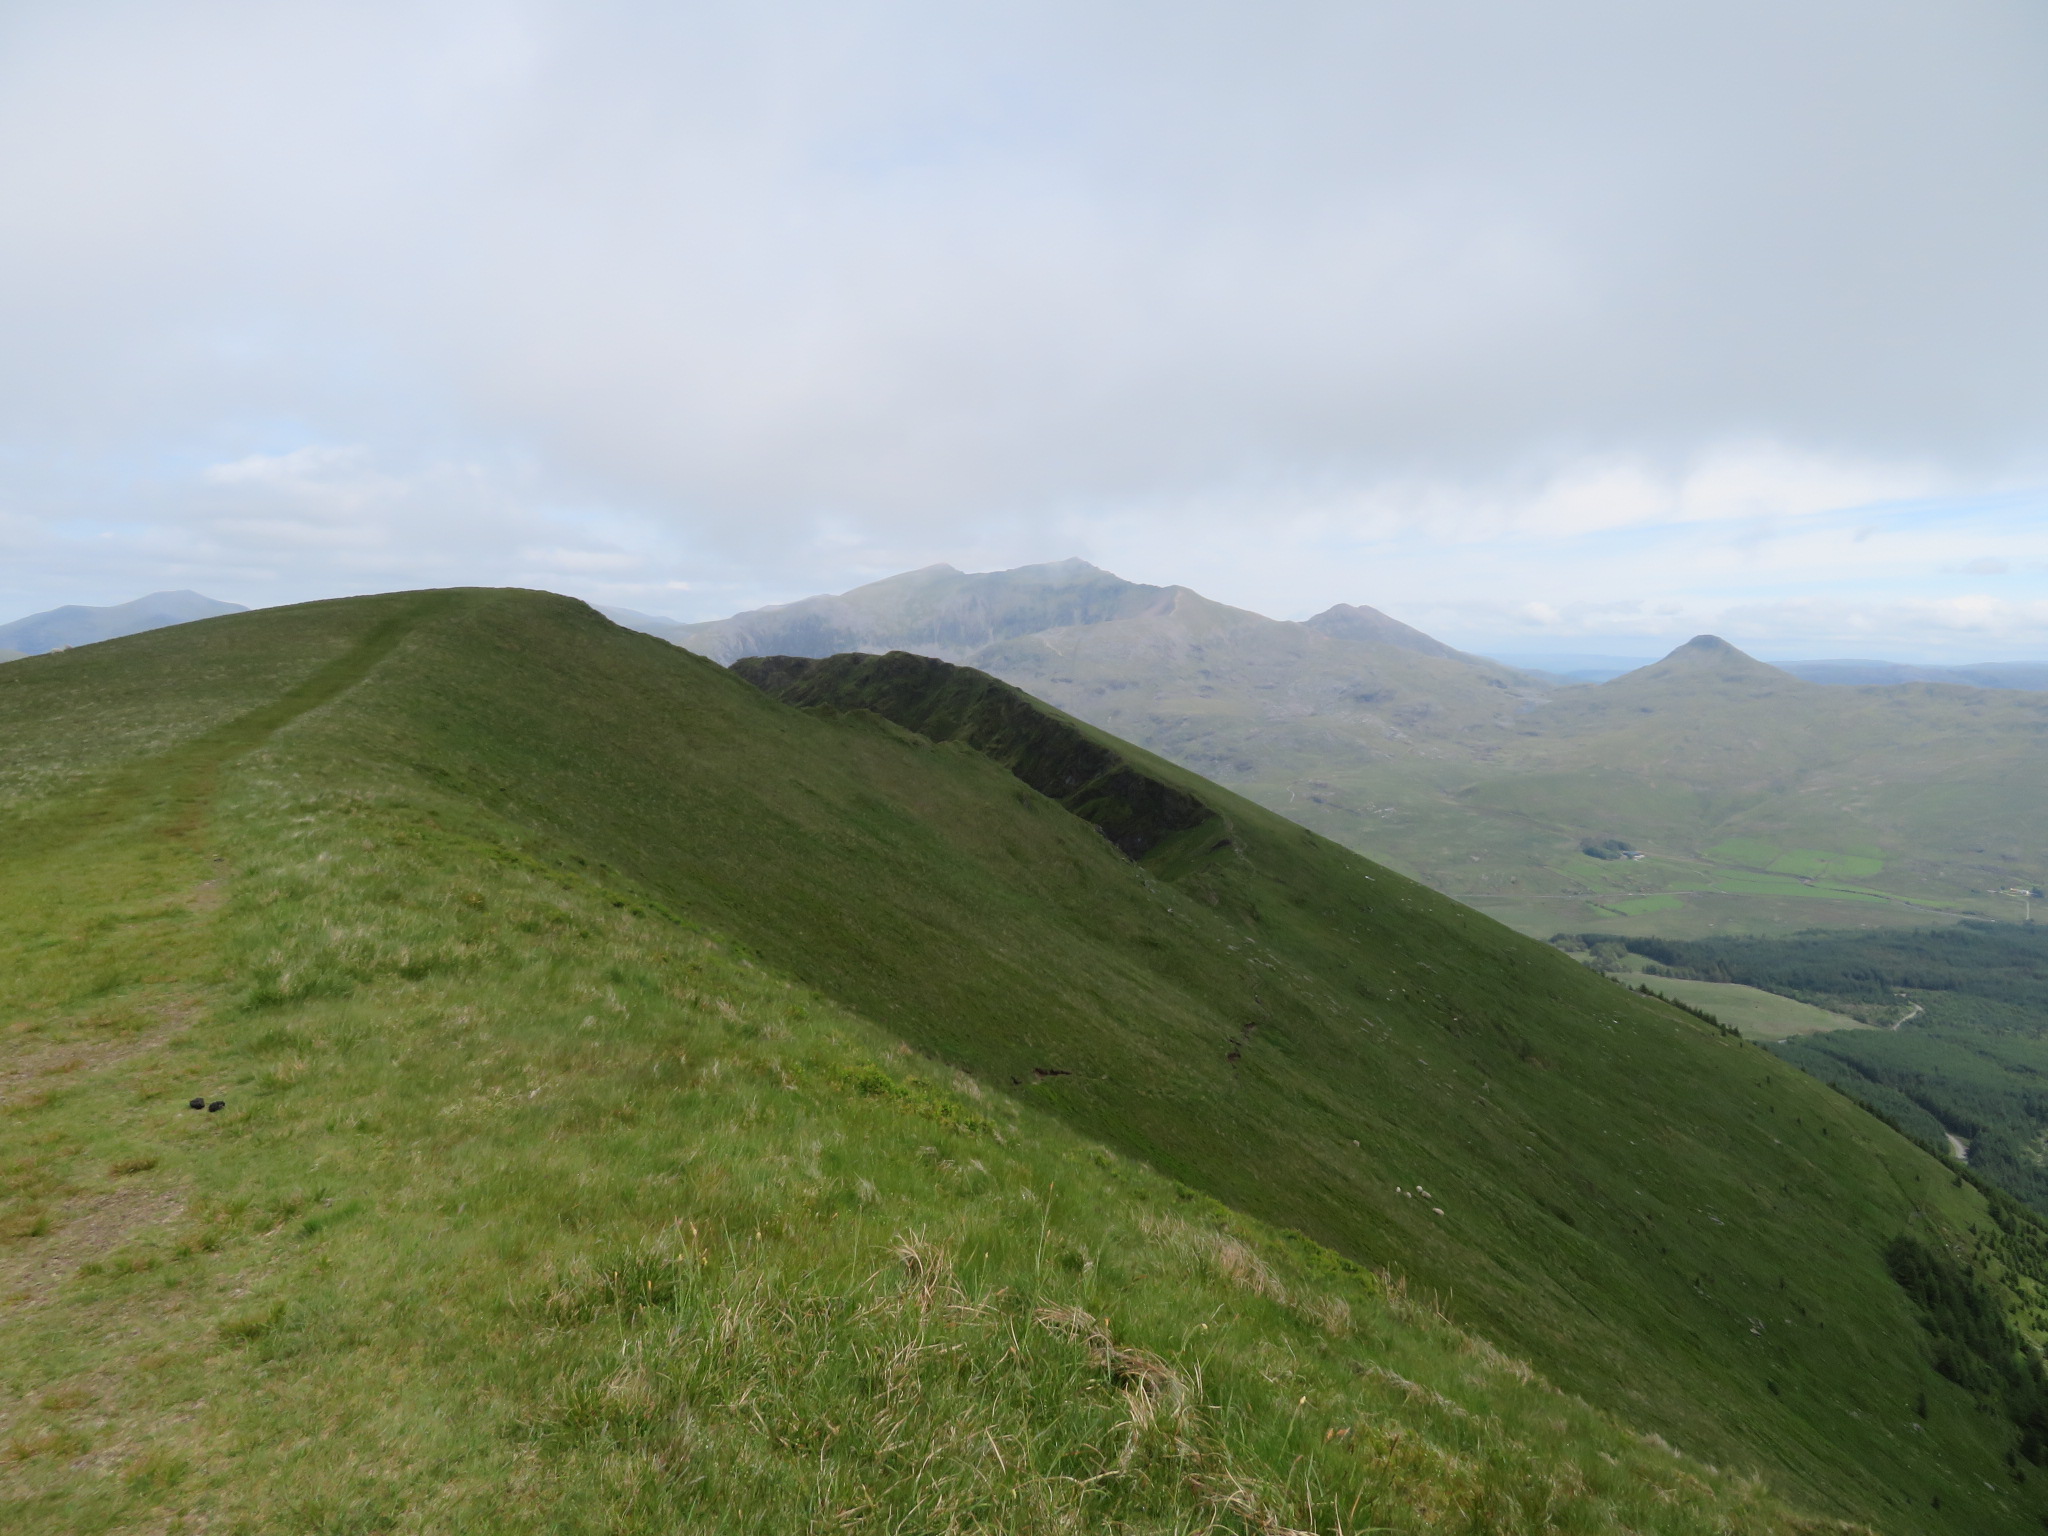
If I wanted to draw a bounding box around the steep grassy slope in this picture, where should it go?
[0,594,1823,1536]
[3,599,1824,1534]
[0,591,2040,1533]
[706,647,2039,1530]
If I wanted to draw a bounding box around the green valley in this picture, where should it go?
[2,591,2043,1533]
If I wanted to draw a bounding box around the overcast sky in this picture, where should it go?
[3,1,2045,658]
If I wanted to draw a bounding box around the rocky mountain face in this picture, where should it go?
[646,558,1178,664]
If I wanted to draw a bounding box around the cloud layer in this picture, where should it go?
[1,1,2044,652]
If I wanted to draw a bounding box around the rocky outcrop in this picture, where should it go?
[734,650,1216,859]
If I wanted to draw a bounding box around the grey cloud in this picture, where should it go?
[0,1,2043,607]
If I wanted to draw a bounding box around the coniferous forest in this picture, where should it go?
[1572,924,2048,1213]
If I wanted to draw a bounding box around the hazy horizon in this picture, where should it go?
[17,564,2047,670]
[2,3,2043,657]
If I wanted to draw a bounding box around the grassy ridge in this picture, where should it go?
[0,598,1808,1533]
[0,590,2039,1531]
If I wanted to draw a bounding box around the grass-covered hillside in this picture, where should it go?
[0,591,2040,1533]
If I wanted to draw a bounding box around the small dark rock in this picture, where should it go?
[188,1098,207,1110]
[207,1100,225,1113]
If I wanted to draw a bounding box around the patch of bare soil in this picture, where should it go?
[0,1175,207,1498]
[181,877,225,913]
[0,996,203,1110]
[0,1181,187,1314]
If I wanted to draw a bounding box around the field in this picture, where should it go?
[1629,977,1867,1040]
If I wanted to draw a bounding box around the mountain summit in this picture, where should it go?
[644,559,1177,664]
[1611,634,1803,692]
[1301,602,1480,662]
[0,589,246,654]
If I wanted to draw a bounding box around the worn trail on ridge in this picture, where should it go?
[0,591,464,867]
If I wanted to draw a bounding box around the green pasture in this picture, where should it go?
[1624,976,1870,1040]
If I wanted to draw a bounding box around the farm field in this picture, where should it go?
[1635,976,1869,1040]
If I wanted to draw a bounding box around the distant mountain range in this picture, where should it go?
[618,565,2048,693]
[611,559,1199,665]
[0,590,245,656]
[639,560,2048,938]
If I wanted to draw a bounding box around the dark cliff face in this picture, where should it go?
[732,650,1216,859]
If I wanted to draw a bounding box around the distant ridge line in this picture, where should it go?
[0,589,246,655]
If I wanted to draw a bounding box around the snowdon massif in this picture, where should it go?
[649,560,2048,938]
[2,589,2042,1533]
